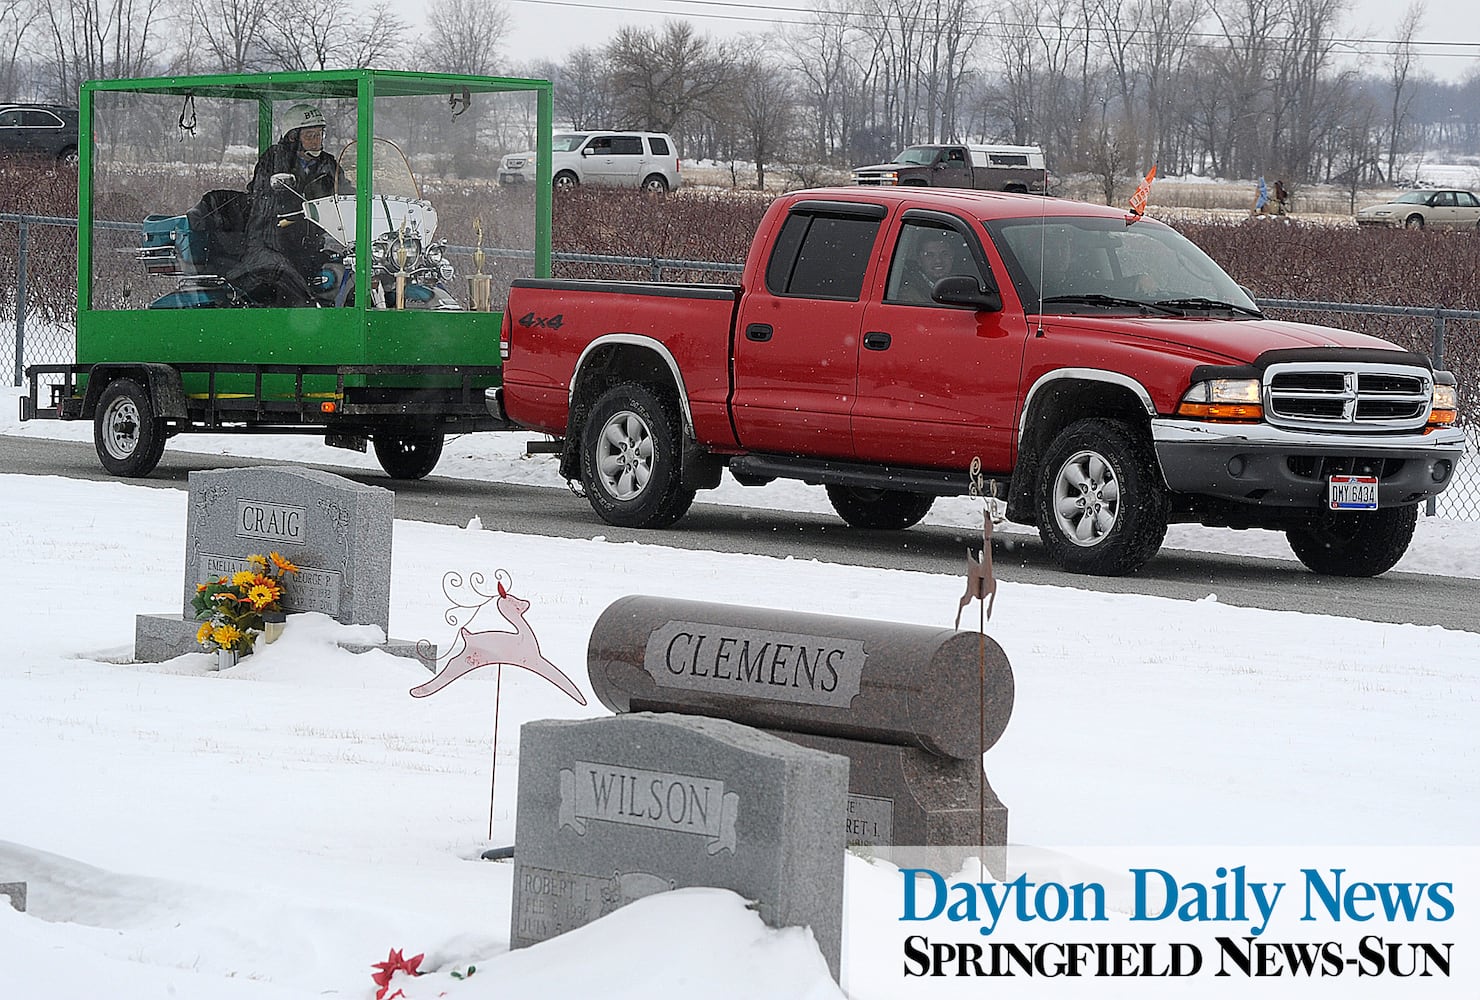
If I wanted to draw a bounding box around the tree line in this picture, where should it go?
[3,0,1478,193]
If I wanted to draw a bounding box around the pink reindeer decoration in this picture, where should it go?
[410,578,585,704]
[412,569,586,843]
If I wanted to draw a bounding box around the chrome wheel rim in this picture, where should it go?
[101,396,141,459]
[596,409,654,501]
[1051,448,1120,546]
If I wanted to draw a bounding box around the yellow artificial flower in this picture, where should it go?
[246,584,277,609]
[196,622,213,643]
[211,624,243,649]
[247,554,269,570]
[269,552,299,575]
[232,570,256,587]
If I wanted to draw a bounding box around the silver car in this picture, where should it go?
[499,131,681,194]
[1356,189,1480,229]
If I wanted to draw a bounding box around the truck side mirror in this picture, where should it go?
[933,275,1002,311]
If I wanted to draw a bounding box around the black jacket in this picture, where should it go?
[244,135,348,270]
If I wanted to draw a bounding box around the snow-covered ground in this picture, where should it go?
[1,390,1478,999]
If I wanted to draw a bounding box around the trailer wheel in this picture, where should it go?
[373,432,445,480]
[580,382,695,528]
[94,377,166,477]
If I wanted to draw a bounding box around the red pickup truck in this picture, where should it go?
[493,187,1464,577]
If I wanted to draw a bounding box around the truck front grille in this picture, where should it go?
[1264,362,1432,431]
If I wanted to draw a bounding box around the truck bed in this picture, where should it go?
[502,278,743,444]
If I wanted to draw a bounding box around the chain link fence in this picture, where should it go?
[5,213,1477,519]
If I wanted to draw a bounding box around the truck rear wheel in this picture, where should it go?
[94,377,166,478]
[580,383,695,528]
[1035,417,1168,575]
[825,486,934,530]
[1285,506,1416,577]
[373,432,444,480]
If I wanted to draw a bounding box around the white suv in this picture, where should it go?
[499,131,681,194]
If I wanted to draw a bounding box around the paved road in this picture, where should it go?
[5,434,1477,633]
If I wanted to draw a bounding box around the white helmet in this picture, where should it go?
[280,103,326,137]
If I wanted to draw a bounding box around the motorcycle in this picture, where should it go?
[138,136,461,310]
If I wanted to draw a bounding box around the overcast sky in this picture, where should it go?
[497,0,1480,84]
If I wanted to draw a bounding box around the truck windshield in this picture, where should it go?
[893,146,941,165]
[984,215,1259,316]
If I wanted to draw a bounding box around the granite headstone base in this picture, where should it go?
[133,613,434,667]
[511,713,849,980]
[0,882,24,912]
[776,730,1008,848]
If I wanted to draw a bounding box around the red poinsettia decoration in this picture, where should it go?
[371,947,425,1000]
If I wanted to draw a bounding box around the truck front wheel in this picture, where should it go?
[1285,506,1416,577]
[94,377,166,478]
[826,486,934,530]
[373,432,445,480]
[580,383,695,528]
[1035,418,1168,575]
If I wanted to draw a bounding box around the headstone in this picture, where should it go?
[587,596,1015,848]
[135,466,428,664]
[511,713,849,979]
[0,882,24,912]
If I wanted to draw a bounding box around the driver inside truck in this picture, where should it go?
[889,226,973,304]
[230,103,350,306]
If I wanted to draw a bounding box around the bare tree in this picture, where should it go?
[0,0,39,96]
[1386,1,1424,183]
[603,22,732,136]
[554,48,618,129]
[185,0,271,73]
[732,49,797,189]
[41,0,169,98]
[419,0,509,76]
[257,0,404,71]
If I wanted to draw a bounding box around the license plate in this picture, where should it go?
[1328,475,1379,510]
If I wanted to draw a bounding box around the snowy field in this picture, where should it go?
[1,390,1478,999]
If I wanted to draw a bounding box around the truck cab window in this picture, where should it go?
[765,212,881,300]
[885,224,981,305]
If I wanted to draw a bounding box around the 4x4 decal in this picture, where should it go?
[518,311,565,330]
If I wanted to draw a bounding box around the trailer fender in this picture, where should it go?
[81,364,188,420]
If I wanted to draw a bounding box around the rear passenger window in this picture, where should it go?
[610,136,643,155]
[648,137,670,156]
[765,212,881,300]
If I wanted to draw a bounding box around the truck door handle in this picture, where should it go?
[745,324,773,342]
[863,331,892,351]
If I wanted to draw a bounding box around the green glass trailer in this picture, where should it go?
[21,68,553,479]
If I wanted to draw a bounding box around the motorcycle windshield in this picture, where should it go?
[339,137,420,200]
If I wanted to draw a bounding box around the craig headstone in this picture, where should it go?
[135,466,425,663]
[511,713,849,979]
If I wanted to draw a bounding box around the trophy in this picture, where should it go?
[393,219,410,311]
[468,216,493,312]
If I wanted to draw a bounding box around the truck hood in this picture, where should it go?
[1046,314,1419,366]
[853,161,912,172]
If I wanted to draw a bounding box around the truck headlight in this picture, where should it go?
[1176,377,1263,421]
[1428,382,1458,426]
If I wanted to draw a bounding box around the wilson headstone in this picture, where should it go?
[511,713,849,979]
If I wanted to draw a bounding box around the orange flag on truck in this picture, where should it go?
[1126,165,1157,223]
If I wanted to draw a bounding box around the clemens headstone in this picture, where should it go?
[586,596,1014,849]
[135,466,426,663]
[511,713,849,980]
